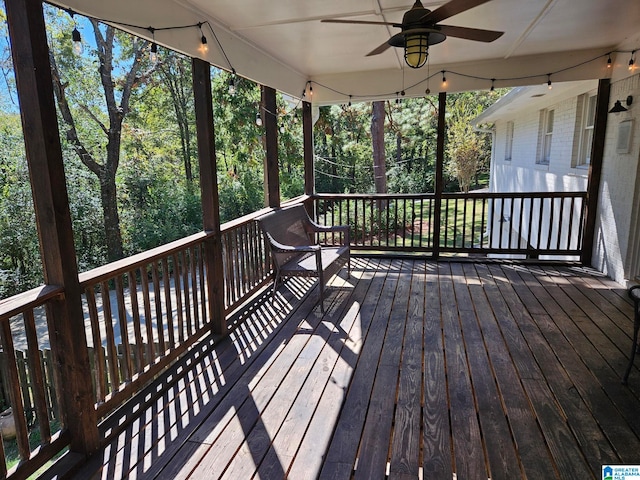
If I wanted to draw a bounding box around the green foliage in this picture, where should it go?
[0,114,42,296]
[0,3,507,300]
[120,154,202,254]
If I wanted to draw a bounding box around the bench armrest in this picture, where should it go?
[305,220,350,244]
[264,232,321,254]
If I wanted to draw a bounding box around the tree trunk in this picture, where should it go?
[371,101,387,194]
[99,170,124,261]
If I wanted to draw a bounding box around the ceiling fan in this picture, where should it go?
[321,0,504,68]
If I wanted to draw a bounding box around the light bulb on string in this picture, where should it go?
[198,23,208,54]
[607,53,612,68]
[629,51,636,71]
[72,26,83,55]
[256,110,262,127]
[547,74,552,90]
[148,28,158,64]
[150,42,158,64]
[228,69,237,95]
[490,79,495,92]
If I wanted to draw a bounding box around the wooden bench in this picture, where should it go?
[257,205,350,312]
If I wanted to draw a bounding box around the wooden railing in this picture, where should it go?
[220,209,272,315]
[0,285,70,479]
[0,208,275,477]
[0,191,587,477]
[313,191,587,258]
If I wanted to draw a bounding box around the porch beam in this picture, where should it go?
[5,0,99,454]
[433,92,446,258]
[262,85,281,208]
[303,101,315,213]
[582,78,610,266]
[192,58,227,336]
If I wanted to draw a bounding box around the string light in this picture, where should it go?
[72,26,82,55]
[490,78,495,92]
[58,7,639,105]
[547,73,552,90]
[198,23,208,54]
[255,110,262,126]
[69,10,82,55]
[228,72,237,95]
[348,95,352,107]
[150,42,158,64]
[147,27,158,63]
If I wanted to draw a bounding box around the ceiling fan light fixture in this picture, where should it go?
[405,33,429,68]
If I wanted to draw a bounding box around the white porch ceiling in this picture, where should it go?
[54,0,640,104]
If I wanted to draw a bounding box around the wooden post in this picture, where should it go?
[581,78,610,266]
[262,85,281,208]
[192,58,227,336]
[303,101,315,214]
[433,92,446,258]
[5,0,99,453]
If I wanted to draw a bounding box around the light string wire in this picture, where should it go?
[56,4,638,110]
[308,49,639,103]
[58,4,236,73]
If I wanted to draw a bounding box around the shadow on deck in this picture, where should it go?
[69,258,640,480]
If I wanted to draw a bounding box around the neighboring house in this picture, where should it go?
[473,75,640,286]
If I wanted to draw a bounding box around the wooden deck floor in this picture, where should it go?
[71,258,640,480]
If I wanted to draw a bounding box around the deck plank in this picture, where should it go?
[422,262,453,479]
[353,260,413,480]
[318,259,402,478]
[440,263,488,480]
[388,261,424,477]
[286,259,389,480]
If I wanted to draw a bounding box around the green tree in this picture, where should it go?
[48,14,149,261]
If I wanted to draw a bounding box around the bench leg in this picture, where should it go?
[623,309,640,385]
[271,271,281,306]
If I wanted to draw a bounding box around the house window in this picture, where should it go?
[538,109,554,165]
[505,121,514,161]
[577,94,597,166]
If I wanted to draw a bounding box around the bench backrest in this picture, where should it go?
[257,205,314,247]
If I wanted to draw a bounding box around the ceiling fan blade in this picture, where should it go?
[321,19,401,27]
[421,0,493,24]
[366,41,393,56]
[438,24,504,42]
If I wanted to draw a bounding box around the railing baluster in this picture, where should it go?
[127,271,144,373]
[567,197,576,250]
[189,246,199,333]
[151,262,166,353]
[114,276,132,381]
[180,251,192,338]
[0,320,30,461]
[85,287,107,401]
[172,254,185,344]
[23,309,51,442]
[139,268,155,366]
[556,197,564,250]
[101,281,119,391]
[161,258,175,348]
[537,197,546,250]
